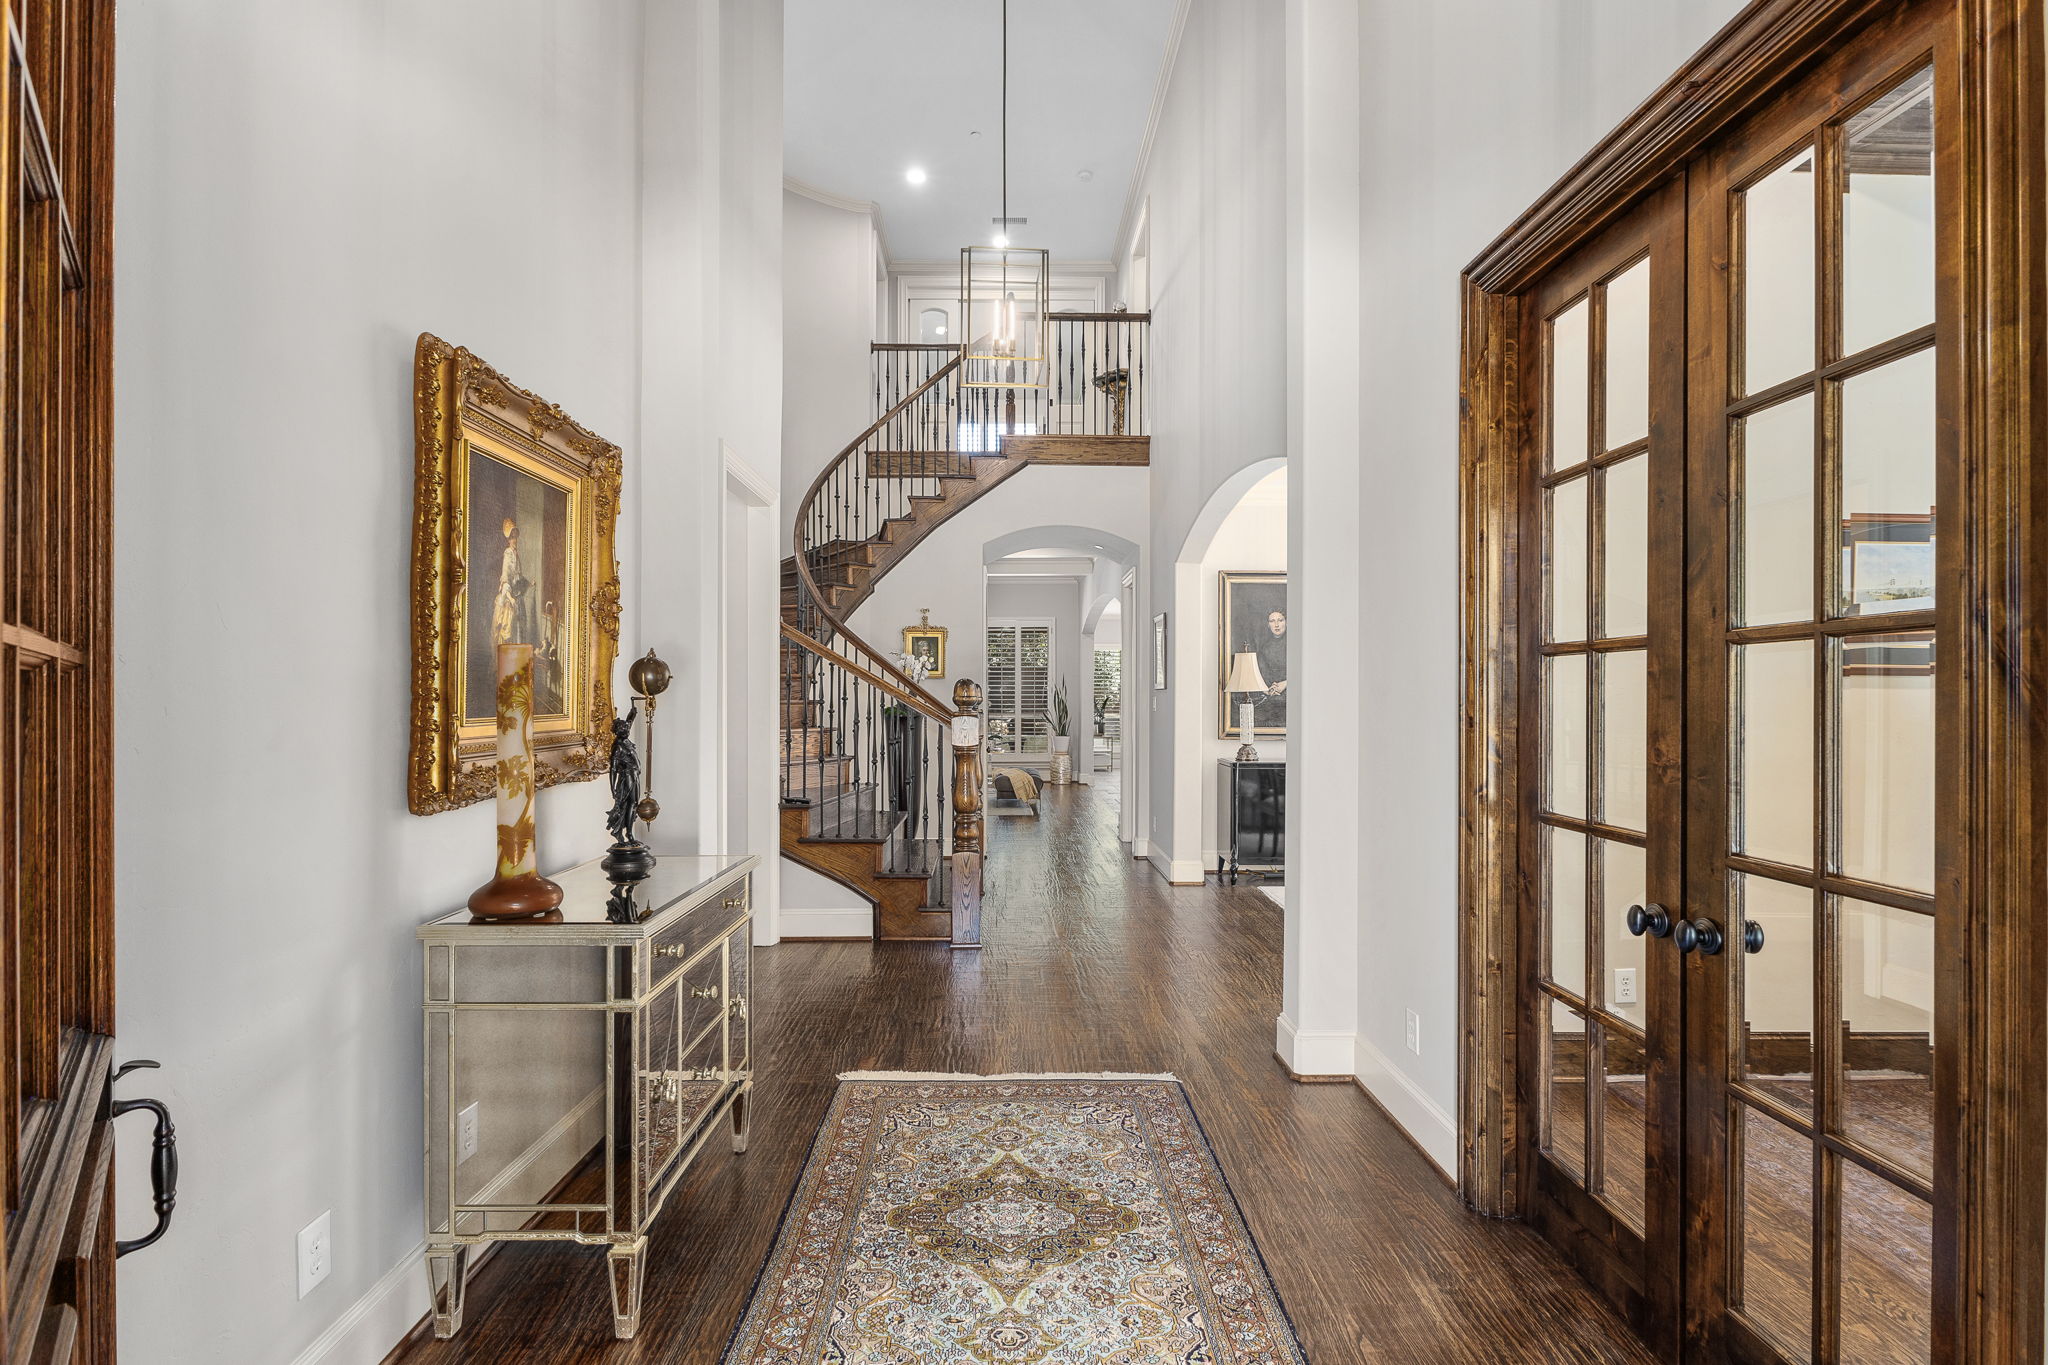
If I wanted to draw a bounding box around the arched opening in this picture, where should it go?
[1152,459,1288,891]
[975,526,1141,833]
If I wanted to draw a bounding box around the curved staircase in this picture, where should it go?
[779,315,1150,941]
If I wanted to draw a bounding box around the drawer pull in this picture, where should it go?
[653,943,687,959]
[689,1067,721,1083]
[691,985,722,1000]
[729,996,748,1021]
[722,895,747,910]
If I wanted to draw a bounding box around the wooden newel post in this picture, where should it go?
[950,679,984,948]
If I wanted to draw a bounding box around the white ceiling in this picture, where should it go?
[784,0,1180,264]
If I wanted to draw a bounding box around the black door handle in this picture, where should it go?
[111,1060,178,1258]
[1742,919,1765,953]
[1626,903,1673,938]
[1675,918,1726,956]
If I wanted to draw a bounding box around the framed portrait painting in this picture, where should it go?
[408,334,623,814]
[1219,571,1287,737]
[903,609,948,679]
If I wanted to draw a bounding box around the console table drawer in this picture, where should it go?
[650,873,749,986]
[675,949,726,1045]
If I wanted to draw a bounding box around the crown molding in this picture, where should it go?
[783,175,894,268]
[1113,0,1192,270]
[783,174,872,215]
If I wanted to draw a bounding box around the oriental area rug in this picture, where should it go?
[721,1073,1309,1365]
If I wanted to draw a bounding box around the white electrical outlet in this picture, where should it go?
[297,1211,332,1299]
[457,1102,480,1166]
[1404,1009,1421,1056]
[1613,967,1639,1005]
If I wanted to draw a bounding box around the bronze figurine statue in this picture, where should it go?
[601,705,655,881]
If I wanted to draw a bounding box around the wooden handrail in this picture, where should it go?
[790,352,965,716]
[1050,311,1152,323]
[780,623,954,726]
[871,342,955,352]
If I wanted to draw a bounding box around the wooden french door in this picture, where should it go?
[1683,9,1951,1362]
[1515,2,1975,1361]
[1516,174,1689,1354]
[2,1,123,1360]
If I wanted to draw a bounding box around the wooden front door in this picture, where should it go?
[1502,1,2017,1360]
[2,1,121,1360]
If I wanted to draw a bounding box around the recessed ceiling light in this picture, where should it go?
[905,166,928,185]
[1077,169,1094,182]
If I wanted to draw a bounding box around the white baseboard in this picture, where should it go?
[1131,837,1150,858]
[290,1088,603,1365]
[1274,1014,1355,1076]
[1145,848,1205,886]
[1353,1035,1458,1177]
[779,907,872,939]
[287,1241,428,1365]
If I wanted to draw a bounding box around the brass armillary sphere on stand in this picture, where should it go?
[628,649,672,822]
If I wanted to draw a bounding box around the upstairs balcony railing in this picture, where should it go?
[871,312,1151,441]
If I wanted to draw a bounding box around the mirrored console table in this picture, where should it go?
[418,852,758,1340]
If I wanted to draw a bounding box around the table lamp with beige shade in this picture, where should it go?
[1226,650,1268,762]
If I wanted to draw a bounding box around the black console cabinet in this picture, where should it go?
[1217,760,1285,883]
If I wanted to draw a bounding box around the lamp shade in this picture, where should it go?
[1226,651,1268,694]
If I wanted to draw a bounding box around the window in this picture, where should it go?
[986,620,1053,755]
[1094,648,1122,737]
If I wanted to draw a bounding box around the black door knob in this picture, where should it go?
[1742,919,1765,954]
[1626,903,1672,938]
[1675,917,1726,956]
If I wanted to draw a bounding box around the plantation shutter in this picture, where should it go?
[985,620,1053,755]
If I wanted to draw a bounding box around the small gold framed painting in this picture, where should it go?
[903,608,948,679]
[408,333,623,815]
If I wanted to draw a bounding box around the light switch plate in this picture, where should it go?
[1404,1009,1421,1056]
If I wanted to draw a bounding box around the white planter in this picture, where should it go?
[1050,736,1071,753]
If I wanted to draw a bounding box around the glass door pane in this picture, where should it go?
[1717,62,1937,1365]
[1533,242,1667,1246]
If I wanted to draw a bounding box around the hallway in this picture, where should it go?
[397,779,1655,1362]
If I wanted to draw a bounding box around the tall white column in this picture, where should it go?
[1279,0,1364,1077]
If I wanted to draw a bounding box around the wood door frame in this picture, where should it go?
[1456,0,2047,1360]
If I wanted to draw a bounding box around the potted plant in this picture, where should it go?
[1044,682,1071,754]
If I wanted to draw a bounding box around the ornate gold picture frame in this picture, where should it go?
[409,333,622,815]
[902,608,948,679]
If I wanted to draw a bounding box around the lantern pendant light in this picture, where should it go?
[960,0,1049,389]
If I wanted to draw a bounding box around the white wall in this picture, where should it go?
[1121,0,1287,885]
[111,2,781,1360]
[1335,0,1748,1165]
[782,188,879,531]
[846,469,1150,693]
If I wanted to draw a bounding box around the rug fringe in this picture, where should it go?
[836,1070,1180,1082]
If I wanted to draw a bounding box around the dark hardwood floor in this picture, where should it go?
[393,770,1656,1363]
